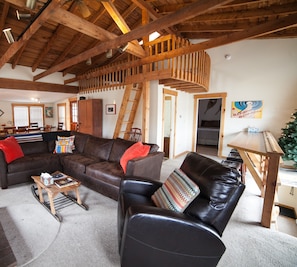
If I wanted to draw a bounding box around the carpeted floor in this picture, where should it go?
[1,154,297,267]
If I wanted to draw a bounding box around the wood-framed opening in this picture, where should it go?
[162,88,178,159]
[193,93,227,158]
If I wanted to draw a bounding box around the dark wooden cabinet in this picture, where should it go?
[78,99,102,137]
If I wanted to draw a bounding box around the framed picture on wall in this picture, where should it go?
[45,107,53,118]
[231,100,263,118]
[106,104,116,115]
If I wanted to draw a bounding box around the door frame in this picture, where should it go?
[193,92,227,158]
[162,88,178,159]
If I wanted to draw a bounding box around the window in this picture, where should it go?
[70,101,78,123]
[12,104,44,127]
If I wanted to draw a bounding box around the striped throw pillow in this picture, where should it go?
[54,140,73,153]
[151,169,200,212]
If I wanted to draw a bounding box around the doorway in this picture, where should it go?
[163,89,177,159]
[193,93,226,158]
[57,103,66,130]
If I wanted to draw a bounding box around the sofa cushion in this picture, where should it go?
[151,168,200,212]
[7,153,60,174]
[109,138,136,162]
[83,136,114,161]
[120,142,150,173]
[0,136,24,163]
[86,161,123,187]
[61,154,100,174]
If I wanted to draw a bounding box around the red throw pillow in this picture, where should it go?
[0,136,24,163]
[120,142,150,173]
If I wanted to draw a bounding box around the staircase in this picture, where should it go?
[113,83,142,139]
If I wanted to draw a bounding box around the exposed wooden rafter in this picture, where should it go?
[33,0,234,81]
[0,77,78,93]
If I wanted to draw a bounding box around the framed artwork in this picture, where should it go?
[45,107,53,118]
[231,100,263,118]
[106,104,116,115]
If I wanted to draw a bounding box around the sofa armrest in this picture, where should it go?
[120,178,162,196]
[120,205,225,266]
[125,152,164,181]
[0,150,8,189]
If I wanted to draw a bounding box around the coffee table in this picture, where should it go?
[31,173,88,222]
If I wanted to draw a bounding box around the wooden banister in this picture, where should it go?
[228,131,284,228]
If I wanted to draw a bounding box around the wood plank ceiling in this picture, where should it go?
[0,0,297,94]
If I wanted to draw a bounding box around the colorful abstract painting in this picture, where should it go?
[231,100,263,118]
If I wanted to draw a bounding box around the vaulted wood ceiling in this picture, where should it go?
[1,0,297,93]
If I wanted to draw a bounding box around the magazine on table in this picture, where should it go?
[54,177,78,188]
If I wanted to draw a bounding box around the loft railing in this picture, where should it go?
[79,35,210,93]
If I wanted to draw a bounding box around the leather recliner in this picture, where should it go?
[118,152,245,267]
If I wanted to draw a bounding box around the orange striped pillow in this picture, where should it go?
[151,169,200,212]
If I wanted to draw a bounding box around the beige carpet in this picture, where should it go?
[1,159,297,266]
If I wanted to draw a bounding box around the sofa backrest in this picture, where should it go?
[70,131,90,153]
[83,136,114,161]
[180,152,245,236]
[108,138,136,162]
[20,141,49,155]
[108,138,160,163]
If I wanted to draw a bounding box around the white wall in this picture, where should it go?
[204,38,297,156]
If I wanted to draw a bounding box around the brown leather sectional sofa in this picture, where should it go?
[0,131,164,200]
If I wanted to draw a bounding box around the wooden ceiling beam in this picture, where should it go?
[31,3,79,72]
[63,2,138,76]
[34,0,233,81]
[51,7,145,58]
[51,8,116,41]
[181,26,297,39]
[101,1,146,57]
[131,0,175,35]
[0,77,78,93]
[0,1,10,31]
[0,0,64,69]
[189,2,297,22]
[53,2,111,69]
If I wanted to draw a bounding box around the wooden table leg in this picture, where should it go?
[47,192,57,215]
[36,184,44,203]
[75,188,82,205]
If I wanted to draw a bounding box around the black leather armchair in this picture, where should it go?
[118,152,245,267]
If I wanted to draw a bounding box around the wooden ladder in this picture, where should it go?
[113,83,142,139]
